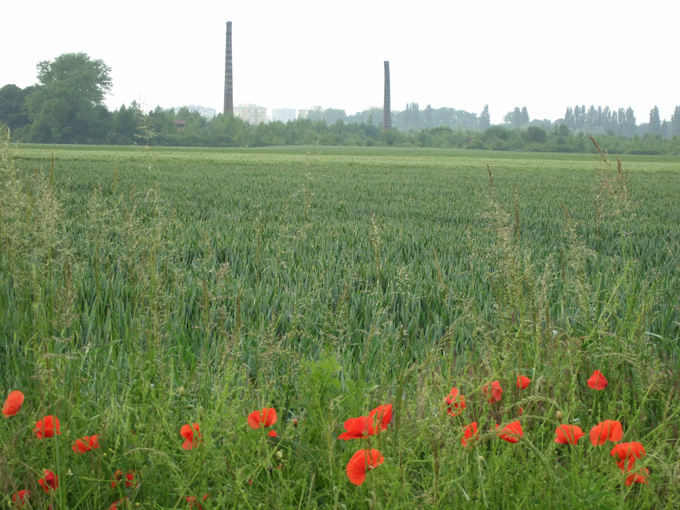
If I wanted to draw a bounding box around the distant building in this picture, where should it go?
[174,119,187,132]
[234,103,268,124]
[172,105,217,119]
[271,108,297,123]
[297,105,323,119]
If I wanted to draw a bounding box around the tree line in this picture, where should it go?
[1,53,679,154]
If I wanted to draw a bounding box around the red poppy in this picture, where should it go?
[180,423,201,450]
[516,376,531,390]
[110,499,126,509]
[247,408,277,429]
[338,416,372,440]
[461,422,479,447]
[589,420,623,446]
[111,470,137,489]
[610,442,646,470]
[495,420,523,443]
[12,490,30,507]
[2,390,24,417]
[555,425,585,445]
[34,415,60,439]
[369,404,392,431]
[268,430,277,437]
[38,469,59,492]
[73,434,100,454]
[624,466,649,486]
[445,388,466,416]
[186,494,209,509]
[346,449,384,486]
[587,370,608,390]
[483,381,503,403]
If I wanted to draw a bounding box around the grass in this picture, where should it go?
[1,135,680,509]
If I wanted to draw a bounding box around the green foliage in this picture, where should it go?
[1,142,680,507]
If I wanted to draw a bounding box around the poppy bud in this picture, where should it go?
[275,450,283,459]
[478,456,485,463]
[178,387,186,396]
[556,410,563,421]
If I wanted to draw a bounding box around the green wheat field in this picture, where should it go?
[1,138,680,509]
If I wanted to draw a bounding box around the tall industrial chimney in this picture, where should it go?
[383,61,391,131]
[224,21,233,116]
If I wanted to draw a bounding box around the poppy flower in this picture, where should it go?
[111,470,137,489]
[445,388,466,416]
[589,420,623,446]
[180,423,201,450]
[368,404,393,431]
[110,499,126,510]
[624,466,649,486]
[555,425,585,445]
[587,370,608,390]
[247,408,277,429]
[516,376,531,390]
[610,442,646,470]
[483,381,503,403]
[461,422,479,447]
[12,490,30,507]
[495,420,523,443]
[338,416,372,440]
[268,430,277,437]
[73,434,100,454]
[38,469,59,492]
[186,494,209,509]
[34,415,60,439]
[2,390,24,417]
[346,449,384,486]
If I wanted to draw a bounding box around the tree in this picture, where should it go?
[0,84,33,132]
[479,105,491,129]
[671,106,680,136]
[648,106,661,135]
[26,52,112,143]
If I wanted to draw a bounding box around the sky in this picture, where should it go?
[2,0,676,125]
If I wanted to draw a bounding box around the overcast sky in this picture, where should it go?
[2,1,676,124]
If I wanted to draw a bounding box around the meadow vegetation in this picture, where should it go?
[1,134,680,508]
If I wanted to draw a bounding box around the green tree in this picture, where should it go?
[671,106,680,136]
[648,105,661,135]
[0,84,33,132]
[479,105,491,129]
[26,52,112,143]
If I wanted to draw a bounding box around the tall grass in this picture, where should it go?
[1,135,679,508]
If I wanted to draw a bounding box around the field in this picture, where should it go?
[1,138,680,509]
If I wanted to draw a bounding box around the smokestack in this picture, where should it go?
[224,21,233,116]
[383,61,391,131]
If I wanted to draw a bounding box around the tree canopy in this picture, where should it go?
[26,52,112,143]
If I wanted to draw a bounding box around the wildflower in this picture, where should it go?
[338,416,372,440]
[248,408,277,429]
[2,390,24,417]
[483,381,503,403]
[589,420,623,446]
[186,494,209,509]
[109,499,126,509]
[268,430,277,437]
[12,490,30,507]
[369,404,393,431]
[495,420,523,443]
[73,435,100,454]
[624,466,649,486]
[180,423,201,450]
[111,470,136,489]
[346,449,384,486]
[34,415,60,439]
[555,425,585,445]
[445,388,466,416]
[461,422,479,447]
[516,376,531,390]
[38,469,59,492]
[587,370,608,390]
[611,442,646,470]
